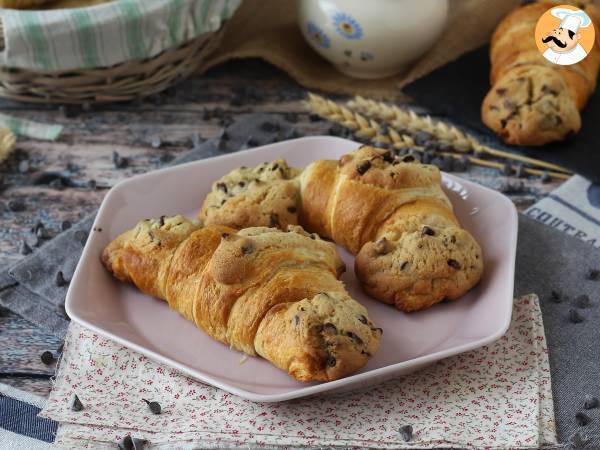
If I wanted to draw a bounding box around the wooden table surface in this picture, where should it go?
[0,60,563,398]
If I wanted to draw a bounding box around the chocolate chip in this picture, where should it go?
[569,309,584,323]
[399,425,413,442]
[40,350,55,365]
[575,295,591,309]
[112,151,129,169]
[287,206,297,213]
[400,261,409,271]
[240,240,254,255]
[422,226,435,236]
[271,163,279,171]
[269,213,279,228]
[576,412,592,426]
[402,155,416,163]
[7,200,25,212]
[584,395,599,410]
[357,315,368,324]
[61,220,72,231]
[310,233,317,240]
[55,271,68,287]
[550,290,562,303]
[20,240,32,255]
[346,331,363,345]
[325,355,336,367]
[322,323,337,334]
[221,232,230,239]
[356,160,371,175]
[142,399,161,415]
[540,171,551,183]
[586,269,599,281]
[447,259,461,269]
[70,393,84,412]
[216,182,227,193]
[220,199,227,205]
[496,88,507,96]
[413,131,432,146]
[372,327,383,334]
[293,315,300,326]
[382,151,394,163]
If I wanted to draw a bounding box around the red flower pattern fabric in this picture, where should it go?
[40,294,557,449]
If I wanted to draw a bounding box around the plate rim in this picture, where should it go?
[66,136,518,402]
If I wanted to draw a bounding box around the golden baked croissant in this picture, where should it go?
[200,146,484,312]
[102,215,381,382]
[482,1,600,145]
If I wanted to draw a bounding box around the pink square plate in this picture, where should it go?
[66,136,517,402]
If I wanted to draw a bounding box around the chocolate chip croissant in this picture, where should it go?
[101,215,381,382]
[200,146,484,312]
[482,1,600,146]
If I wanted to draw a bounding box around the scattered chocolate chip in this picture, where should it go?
[287,206,297,214]
[269,213,279,228]
[400,261,409,271]
[447,259,461,269]
[118,435,148,450]
[346,331,363,345]
[240,240,254,255]
[271,163,279,171]
[40,350,55,365]
[18,160,30,173]
[20,240,32,255]
[7,200,25,212]
[540,171,551,183]
[574,295,591,309]
[61,220,72,231]
[310,233,317,240]
[586,269,599,281]
[112,151,129,169]
[357,315,368,324]
[584,395,599,410]
[399,424,413,442]
[373,237,390,255]
[55,271,68,287]
[322,323,338,334]
[413,131,433,146]
[372,327,383,334]
[495,88,507,96]
[576,412,592,426]
[221,232,230,239]
[70,393,84,411]
[422,226,435,236]
[216,182,228,193]
[569,309,584,323]
[357,160,371,175]
[325,355,336,367]
[142,399,161,415]
[549,290,562,303]
[150,136,162,148]
[402,155,416,163]
[293,315,300,326]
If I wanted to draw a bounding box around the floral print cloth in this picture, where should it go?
[40,294,557,449]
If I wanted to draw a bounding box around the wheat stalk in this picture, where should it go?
[346,95,572,175]
[306,93,569,180]
[0,128,16,165]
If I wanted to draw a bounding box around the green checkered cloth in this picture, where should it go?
[0,0,240,71]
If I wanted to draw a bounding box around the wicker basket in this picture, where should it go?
[0,0,238,104]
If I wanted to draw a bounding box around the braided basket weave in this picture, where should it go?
[0,0,237,104]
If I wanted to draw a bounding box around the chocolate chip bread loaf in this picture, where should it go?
[482,1,600,145]
[199,146,484,312]
[102,215,380,382]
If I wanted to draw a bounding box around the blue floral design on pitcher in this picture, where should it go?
[332,12,363,40]
[306,21,331,48]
